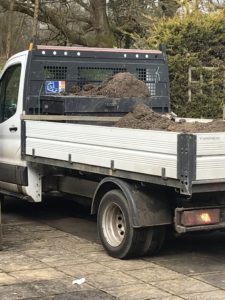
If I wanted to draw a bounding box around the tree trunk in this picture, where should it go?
[90,0,114,47]
[6,0,14,58]
[32,0,39,39]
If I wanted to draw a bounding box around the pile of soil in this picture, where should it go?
[71,72,150,98]
[115,104,225,133]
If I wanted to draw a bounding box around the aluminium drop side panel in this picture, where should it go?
[24,120,178,179]
[196,132,225,180]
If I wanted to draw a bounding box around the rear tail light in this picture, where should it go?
[181,209,220,227]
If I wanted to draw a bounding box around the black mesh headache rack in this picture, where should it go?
[23,45,170,120]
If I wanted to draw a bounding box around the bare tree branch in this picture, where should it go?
[0,0,114,46]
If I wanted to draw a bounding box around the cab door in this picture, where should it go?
[0,53,28,186]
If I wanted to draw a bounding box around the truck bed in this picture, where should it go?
[22,120,225,195]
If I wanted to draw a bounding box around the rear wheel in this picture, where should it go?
[97,189,146,259]
[97,189,165,259]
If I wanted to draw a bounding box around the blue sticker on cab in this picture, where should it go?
[45,81,65,94]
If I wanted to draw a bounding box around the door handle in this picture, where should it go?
[9,126,18,132]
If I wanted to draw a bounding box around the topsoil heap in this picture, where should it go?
[71,72,225,133]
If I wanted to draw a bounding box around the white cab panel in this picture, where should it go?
[0,51,28,166]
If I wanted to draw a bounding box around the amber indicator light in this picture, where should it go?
[181,209,220,227]
[28,42,33,51]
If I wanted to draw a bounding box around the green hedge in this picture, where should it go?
[146,11,225,118]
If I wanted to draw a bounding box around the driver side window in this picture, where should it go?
[0,64,21,123]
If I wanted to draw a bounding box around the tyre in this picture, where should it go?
[0,195,5,210]
[97,189,147,259]
[140,226,166,257]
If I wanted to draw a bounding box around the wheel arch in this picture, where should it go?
[91,177,172,227]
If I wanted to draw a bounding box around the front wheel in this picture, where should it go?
[97,189,148,259]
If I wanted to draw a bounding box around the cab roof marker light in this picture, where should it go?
[28,42,33,51]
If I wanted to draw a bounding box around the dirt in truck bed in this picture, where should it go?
[71,72,150,98]
[115,104,225,133]
[69,71,225,133]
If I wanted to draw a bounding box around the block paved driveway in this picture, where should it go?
[1,196,225,300]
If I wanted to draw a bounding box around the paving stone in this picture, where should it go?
[42,255,92,268]
[42,216,97,231]
[159,297,184,300]
[30,297,54,300]
[5,240,49,251]
[55,242,104,256]
[41,219,100,246]
[58,235,92,245]
[0,273,17,286]
[56,262,111,277]
[56,290,116,299]
[143,233,225,263]
[151,276,217,295]
[99,259,155,271]
[180,290,225,300]
[24,247,78,261]
[51,236,94,250]
[32,290,116,300]
[144,251,207,263]
[2,215,41,225]
[24,240,77,254]
[0,282,41,300]
[87,270,139,289]
[4,224,56,233]
[23,247,93,268]
[103,283,171,300]
[1,240,34,252]
[32,237,91,255]
[10,268,67,282]
[4,230,68,242]
[29,278,93,296]
[71,243,104,253]
[126,265,181,282]
[80,251,118,262]
[0,253,46,272]
[155,256,225,275]
[193,272,225,289]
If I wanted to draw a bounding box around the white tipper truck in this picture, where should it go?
[1,44,225,258]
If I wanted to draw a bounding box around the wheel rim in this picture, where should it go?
[102,202,126,247]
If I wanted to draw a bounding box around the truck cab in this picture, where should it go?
[0,51,28,194]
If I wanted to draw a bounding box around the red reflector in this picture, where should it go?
[181,209,220,227]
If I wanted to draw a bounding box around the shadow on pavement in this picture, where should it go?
[2,196,225,259]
